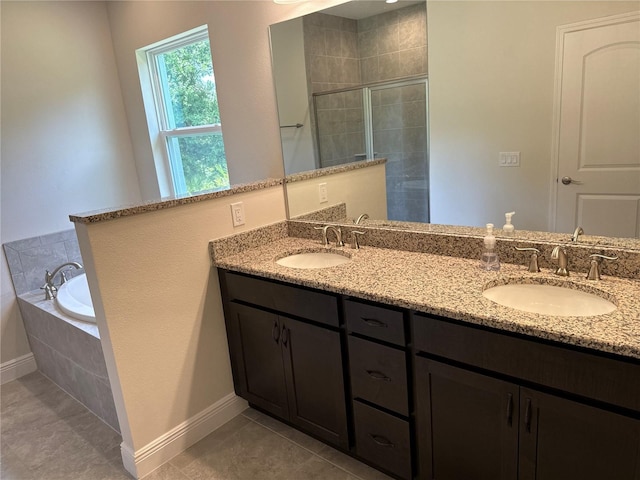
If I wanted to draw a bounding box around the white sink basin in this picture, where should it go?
[483,283,616,317]
[276,251,351,269]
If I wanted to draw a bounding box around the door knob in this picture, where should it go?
[561,176,583,185]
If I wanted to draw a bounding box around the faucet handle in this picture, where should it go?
[587,254,618,281]
[351,231,365,250]
[514,247,541,273]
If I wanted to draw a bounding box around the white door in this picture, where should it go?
[553,12,640,238]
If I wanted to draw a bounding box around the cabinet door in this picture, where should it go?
[519,388,640,480]
[415,358,518,480]
[230,303,289,419]
[282,317,349,449]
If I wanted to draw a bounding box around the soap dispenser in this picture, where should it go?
[480,223,500,271]
[503,212,515,236]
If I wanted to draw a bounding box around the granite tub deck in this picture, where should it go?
[212,235,640,360]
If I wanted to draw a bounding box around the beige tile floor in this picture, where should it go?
[1,372,392,480]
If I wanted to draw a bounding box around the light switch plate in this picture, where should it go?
[499,152,520,167]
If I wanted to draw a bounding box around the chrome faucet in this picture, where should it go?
[325,226,344,247]
[355,213,369,225]
[314,225,344,247]
[41,262,83,299]
[571,226,584,243]
[551,246,569,276]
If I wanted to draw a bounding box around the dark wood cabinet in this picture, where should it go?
[415,358,518,480]
[345,298,412,479]
[414,316,640,480]
[220,271,348,449]
[228,303,288,419]
[219,269,640,480]
[282,315,348,448]
[519,388,640,480]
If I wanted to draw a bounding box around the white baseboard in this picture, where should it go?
[121,393,248,479]
[0,353,37,385]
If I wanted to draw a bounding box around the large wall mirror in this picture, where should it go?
[269,0,640,245]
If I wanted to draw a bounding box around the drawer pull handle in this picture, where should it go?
[272,321,280,344]
[524,398,532,432]
[506,393,513,425]
[362,317,388,328]
[369,433,395,448]
[366,370,391,382]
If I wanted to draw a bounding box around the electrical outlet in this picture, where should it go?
[231,202,245,227]
[499,152,521,167]
[318,183,328,203]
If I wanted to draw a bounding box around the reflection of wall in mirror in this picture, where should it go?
[428,1,639,233]
[286,162,388,220]
[271,18,317,175]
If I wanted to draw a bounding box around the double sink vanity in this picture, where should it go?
[211,219,640,480]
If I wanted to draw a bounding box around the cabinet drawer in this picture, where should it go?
[222,271,339,327]
[413,313,640,412]
[349,336,408,416]
[353,401,412,480]
[345,299,405,345]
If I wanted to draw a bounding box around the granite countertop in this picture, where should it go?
[213,236,640,360]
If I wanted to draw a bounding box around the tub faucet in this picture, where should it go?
[42,262,83,299]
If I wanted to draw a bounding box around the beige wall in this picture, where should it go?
[106,1,347,201]
[77,186,287,456]
[75,1,348,473]
[0,2,141,365]
[428,1,639,231]
[286,163,388,220]
[271,17,317,175]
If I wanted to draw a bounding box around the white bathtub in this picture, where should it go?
[56,274,96,323]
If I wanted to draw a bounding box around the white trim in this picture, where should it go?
[0,353,37,385]
[548,10,640,232]
[120,393,248,479]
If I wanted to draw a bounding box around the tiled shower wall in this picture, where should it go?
[306,3,428,189]
[3,229,119,432]
[315,90,366,168]
[373,82,429,223]
[358,3,428,84]
[303,12,360,94]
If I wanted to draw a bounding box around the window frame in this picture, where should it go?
[138,25,227,197]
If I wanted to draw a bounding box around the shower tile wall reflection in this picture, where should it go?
[358,3,428,83]
[301,3,429,221]
[373,82,429,223]
[315,90,366,168]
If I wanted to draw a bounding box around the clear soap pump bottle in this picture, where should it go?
[480,223,500,271]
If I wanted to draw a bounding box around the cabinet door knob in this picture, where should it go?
[272,321,280,344]
[365,370,391,382]
[362,317,388,328]
[369,433,395,448]
[282,326,289,347]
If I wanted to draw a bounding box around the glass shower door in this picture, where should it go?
[369,79,429,223]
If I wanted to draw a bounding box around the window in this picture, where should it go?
[138,26,229,196]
